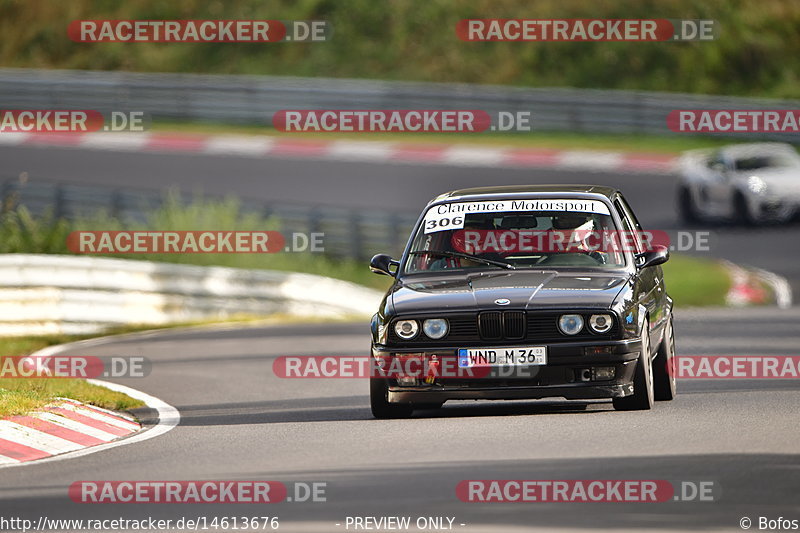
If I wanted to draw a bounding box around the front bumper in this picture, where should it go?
[758,198,800,221]
[373,339,641,404]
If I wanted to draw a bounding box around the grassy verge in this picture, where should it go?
[152,120,744,154]
[0,327,155,418]
[0,378,144,419]
[2,1,798,98]
[0,337,146,418]
[662,254,731,307]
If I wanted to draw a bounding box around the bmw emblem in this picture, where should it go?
[494,298,511,306]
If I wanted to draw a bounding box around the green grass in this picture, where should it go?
[1,0,799,98]
[662,254,731,307]
[152,120,747,154]
[0,332,147,417]
[0,377,145,418]
[0,327,158,418]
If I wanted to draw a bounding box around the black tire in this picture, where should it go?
[678,187,700,225]
[613,320,654,411]
[734,192,756,226]
[370,376,413,419]
[653,315,677,401]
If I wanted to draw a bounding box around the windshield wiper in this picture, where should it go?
[408,250,516,270]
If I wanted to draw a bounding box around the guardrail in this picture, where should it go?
[1,176,419,261]
[0,254,384,336]
[1,68,799,141]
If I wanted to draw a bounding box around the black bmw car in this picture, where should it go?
[369,185,676,418]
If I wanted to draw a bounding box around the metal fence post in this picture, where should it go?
[111,189,124,220]
[350,211,363,261]
[54,185,66,220]
[0,179,11,213]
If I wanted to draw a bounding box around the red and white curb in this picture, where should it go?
[723,260,792,309]
[0,339,180,468]
[0,131,678,174]
[0,398,140,465]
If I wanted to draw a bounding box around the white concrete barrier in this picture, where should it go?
[0,254,384,335]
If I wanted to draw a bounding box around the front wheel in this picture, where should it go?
[613,320,654,411]
[653,316,677,401]
[678,187,700,225]
[370,376,413,419]
[734,192,756,226]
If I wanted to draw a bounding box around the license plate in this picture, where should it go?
[458,346,547,368]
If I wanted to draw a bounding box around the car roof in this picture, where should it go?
[720,142,798,158]
[430,184,620,205]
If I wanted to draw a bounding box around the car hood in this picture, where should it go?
[391,270,629,315]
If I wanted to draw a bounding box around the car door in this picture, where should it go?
[705,152,735,213]
[614,195,665,350]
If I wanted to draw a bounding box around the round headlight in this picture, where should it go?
[747,175,767,195]
[589,314,613,334]
[558,314,584,335]
[394,319,419,339]
[423,318,449,339]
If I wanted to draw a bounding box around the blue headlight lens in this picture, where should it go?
[423,318,449,339]
[558,314,584,335]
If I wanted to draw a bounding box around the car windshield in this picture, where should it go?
[403,200,627,273]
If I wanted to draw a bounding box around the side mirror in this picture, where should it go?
[369,254,399,277]
[636,245,669,269]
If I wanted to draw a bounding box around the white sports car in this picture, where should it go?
[677,142,800,224]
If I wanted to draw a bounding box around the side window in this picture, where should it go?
[616,195,643,231]
[707,151,730,171]
[613,197,644,254]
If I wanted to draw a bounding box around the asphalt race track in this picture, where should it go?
[1,144,799,298]
[1,144,799,532]
[0,309,799,532]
